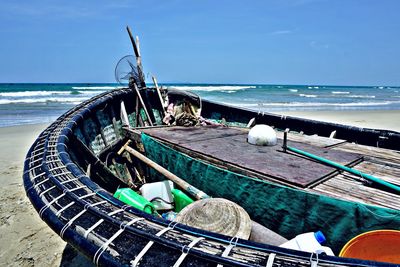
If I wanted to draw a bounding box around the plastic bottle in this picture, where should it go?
[279,231,335,256]
[171,189,194,212]
[140,181,174,211]
[114,188,155,214]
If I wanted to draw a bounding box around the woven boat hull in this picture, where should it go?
[23,88,400,266]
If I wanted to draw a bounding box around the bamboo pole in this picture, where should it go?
[118,141,210,200]
[152,76,165,117]
[133,84,153,126]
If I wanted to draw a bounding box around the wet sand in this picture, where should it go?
[0,111,398,266]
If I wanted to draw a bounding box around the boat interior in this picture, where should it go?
[25,86,400,266]
[67,87,400,254]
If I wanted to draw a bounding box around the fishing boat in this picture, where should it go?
[23,28,400,266]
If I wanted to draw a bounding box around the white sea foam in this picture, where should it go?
[0,91,68,97]
[347,95,376,98]
[0,97,86,105]
[223,100,400,108]
[167,85,256,91]
[289,89,298,92]
[77,90,106,95]
[71,86,122,90]
[299,94,317,98]
[331,91,350,94]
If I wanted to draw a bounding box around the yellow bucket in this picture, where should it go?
[339,230,400,264]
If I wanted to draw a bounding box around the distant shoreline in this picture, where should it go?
[277,109,400,132]
[1,83,400,128]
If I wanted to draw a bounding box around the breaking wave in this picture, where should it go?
[167,85,256,91]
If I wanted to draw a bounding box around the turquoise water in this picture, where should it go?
[0,83,399,127]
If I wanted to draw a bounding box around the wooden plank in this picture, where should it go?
[334,142,400,163]
[143,126,362,188]
[312,159,400,210]
[312,173,400,210]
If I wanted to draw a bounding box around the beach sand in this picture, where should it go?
[277,110,400,132]
[0,111,399,266]
[0,124,93,267]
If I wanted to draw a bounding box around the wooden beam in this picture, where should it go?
[119,141,209,200]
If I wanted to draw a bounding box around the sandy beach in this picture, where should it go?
[0,110,399,266]
[0,124,93,267]
[278,110,400,132]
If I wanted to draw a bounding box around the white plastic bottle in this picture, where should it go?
[279,231,335,256]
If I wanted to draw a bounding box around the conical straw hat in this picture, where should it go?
[175,198,252,240]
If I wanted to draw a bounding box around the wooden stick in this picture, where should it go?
[119,141,209,200]
[152,76,165,117]
[133,84,153,126]
[135,36,141,57]
[126,26,145,87]
[126,26,140,58]
[134,95,143,127]
[120,101,130,127]
[135,35,146,87]
[118,140,132,155]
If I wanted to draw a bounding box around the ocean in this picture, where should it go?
[0,83,399,128]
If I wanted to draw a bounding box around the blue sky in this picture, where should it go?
[0,0,399,86]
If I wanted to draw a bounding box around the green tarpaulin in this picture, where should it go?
[142,133,400,253]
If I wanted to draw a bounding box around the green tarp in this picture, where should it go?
[142,133,400,253]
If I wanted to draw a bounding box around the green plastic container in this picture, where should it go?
[171,189,194,212]
[114,188,155,214]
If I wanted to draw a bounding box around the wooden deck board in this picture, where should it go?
[312,171,400,210]
[143,126,362,187]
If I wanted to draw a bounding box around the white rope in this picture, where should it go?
[56,201,75,216]
[39,192,66,218]
[39,185,56,197]
[130,227,173,267]
[83,209,125,238]
[84,219,104,239]
[60,178,78,184]
[266,253,276,267]
[79,192,96,199]
[29,157,44,165]
[31,173,47,184]
[48,165,67,172]
[216,236,239,267]
[66,185,87,193]
[60,200,106,238]
[93,217,143,266]
[310,252,319,267]
[173,237,204,267]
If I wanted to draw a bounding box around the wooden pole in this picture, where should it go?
[133,84,153,126]
[152,76,165,117]
[119,141,210,200]
[126,26,140,58]
[126,26,146,87]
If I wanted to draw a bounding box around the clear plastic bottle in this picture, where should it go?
[279,231,334,256]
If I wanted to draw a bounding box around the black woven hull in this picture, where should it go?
[23,88,400,266]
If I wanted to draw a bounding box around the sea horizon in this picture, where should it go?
[0,82,399,128]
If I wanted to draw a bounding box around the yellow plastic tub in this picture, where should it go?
[339,230,400,264]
